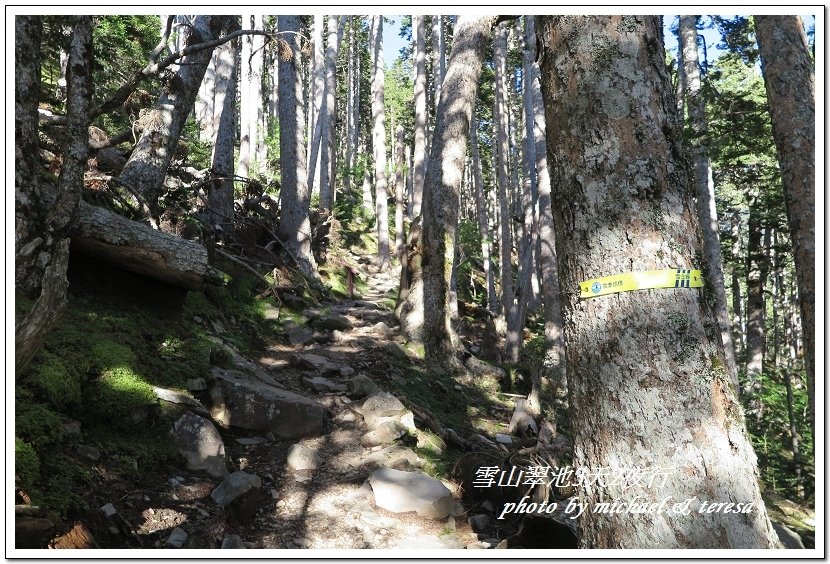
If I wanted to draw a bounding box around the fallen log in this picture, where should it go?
[71,198,224,290]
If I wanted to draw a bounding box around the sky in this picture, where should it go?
[381,14,818,69]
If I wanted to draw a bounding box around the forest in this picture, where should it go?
[13,13,817,553]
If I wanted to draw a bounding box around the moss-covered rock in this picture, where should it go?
[27,352,82,410]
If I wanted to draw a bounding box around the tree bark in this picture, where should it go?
[195,49,217,143]
[471,119,497,315]
[118,16,229,211]
[277,15,320,282]
[206,29,237,227]
[394,124,405,260]
[250,15,266,176]
[527,15,566,402]
[412,15,428,219]
[237,14,254,179]
[494,22,513,330]
[371,15,391,270]
[16,16,92,374]
[14,15,44,296]
[344,17,356,195]
[678,15,739,390]
[745,208,768,380]
[754,15,815,428]
[307,15,326,197]
[538,15,779,549]
[418,15,497,366]
[319,16,345,211]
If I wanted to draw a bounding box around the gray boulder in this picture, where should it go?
[301,375,348,393]
[354,392,407,429]
[208,368,327,439]
[369,468,454,519]
[211,471,262,507]
[166,527,188,548]
[287,326,314,346]
[772,522,805,549]
[291,353,347,376]
[153,386,210,417]
[350,445,423,470]
[313,313,353,331]
[347,374,379,398]
[361,420,406,447]
[169,412,228,478]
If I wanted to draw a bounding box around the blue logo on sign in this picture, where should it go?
[591,282,602,294]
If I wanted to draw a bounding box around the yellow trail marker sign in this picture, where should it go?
[580,268,703,299]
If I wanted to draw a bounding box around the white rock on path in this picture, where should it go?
[286,444,320,472]
[368,468,454,519]
[169,412,228,478]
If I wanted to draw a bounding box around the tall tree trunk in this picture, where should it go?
[306,15,325,196]
[16,16,92,373]
[319,16,345,211]
[195,50,217,143]
[277,15,319,282]
[505,17,540,364]
[538,15,779,549]
[361,137,374,218]
[351,17,361,192]
[526,15,566,404]
[412,15,427,219]
[251,15,266,175]
[405,143,413,221]
[754,15,815,428]
[730,213,746,369]
[206,30,237,228]
[238,14,254,179]
[371,15,390,270]
[418,15,497,366]
[679,15,739,391]
[394,124,405,260]
[494,22,513,330]
[118,16,228,211]
[433,15,445,111]
[745,208,768,379]
[15,15,44,295]
[471,119,497,315]
[344,17,355,195]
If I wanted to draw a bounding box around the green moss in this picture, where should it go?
[90,340,136,371]
[82,366,158,430]
[15,402,63,450]
[15,438,40,490]
[28,351,82,410]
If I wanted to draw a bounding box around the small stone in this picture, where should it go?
[313,313,353,331]
[361,421,406,447]
[197,508,210,517]
[99,503,117,518]
[76,444,100,461]
[347,374,380,398]
[495,434,513,445]
[337,411,357,423]
[270,489,279,500]
[185,377,207,391]
[266,432,277,442]
[166,527,188,548]
[144,495,150,502]
[453,384,462,391]
[193,316,203,324]
[221,534,246,549]
[287,326,314,346]
[263,305,280,320]
[372,321,394,336]
[301,375,348,393]
[210,471,262,507]
[235,437,268,446]
[293,537,312,548]
[339,366,355,378]
[331,330,345,342]
[368,467,454,519]
[468,514,491,532]
[286,443,320,472]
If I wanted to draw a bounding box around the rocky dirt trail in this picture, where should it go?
[85,255,500,552]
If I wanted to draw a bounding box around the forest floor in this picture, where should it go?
[55,251,538,551]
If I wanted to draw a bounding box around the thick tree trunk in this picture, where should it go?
[371,15,390,270]
[729,214,745,369]
[195,50,217,143]
[206,31,237,227]
[412,15,428,219]
[417,15,496,365]
[118,16,228,211]
[319,16,345,211]
[754,15,815,428]
[71,199,214,289]
[538,15,779,549]
[433,15,445,111]
[16,16,92,374]
[277,15,320,282]
[679,15,739,390]
[250,15,265,176]
[15,15,44,296]
[344,18,355,195]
